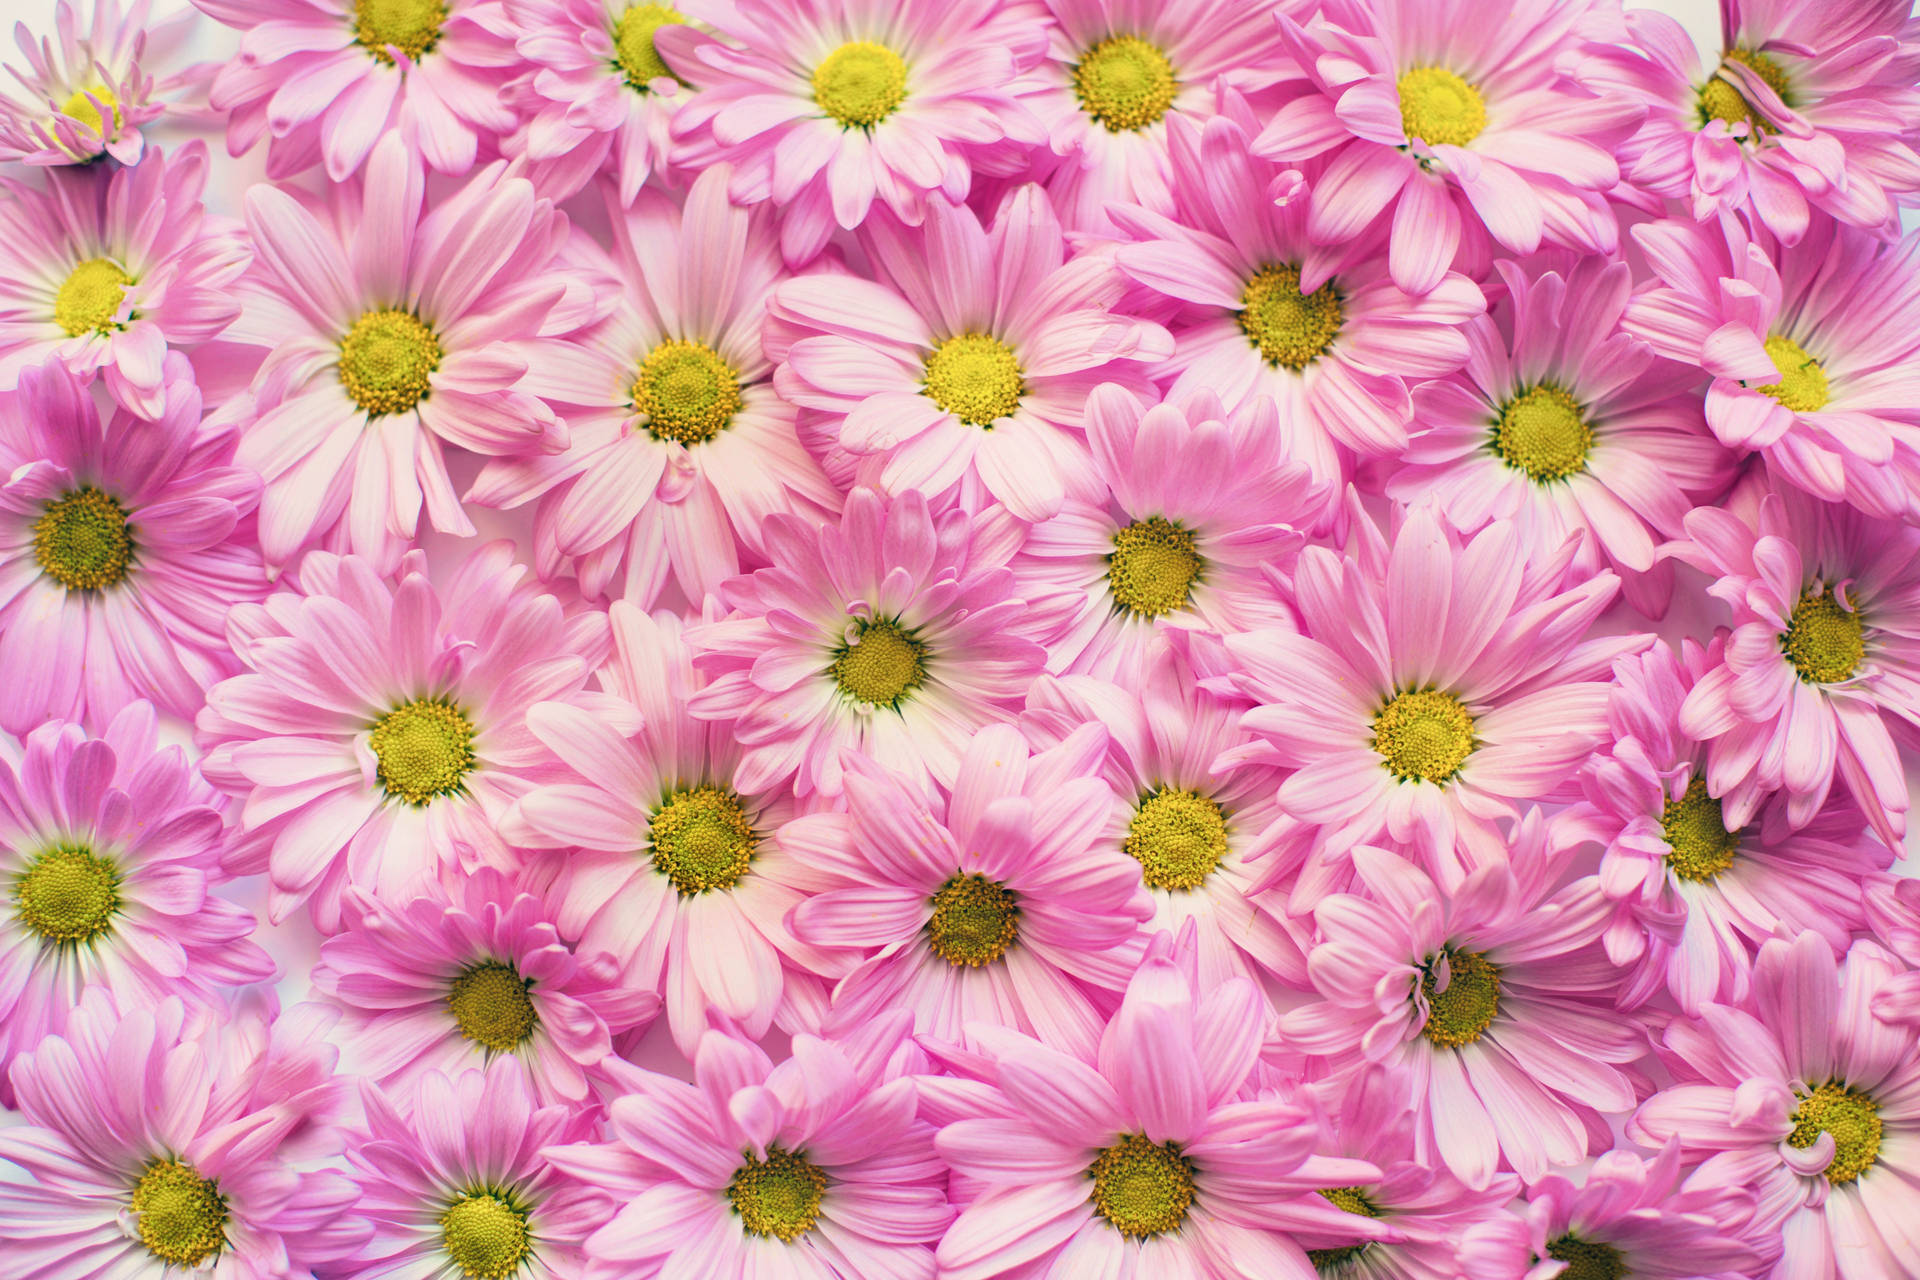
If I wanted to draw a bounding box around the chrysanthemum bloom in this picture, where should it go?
[195,0,518,180]
[506,605,834,1056]
[0,988,368,1278]
[770,187,1170,521]
[195,542,619,929]
[1388,255,1735,619]
[1253,0,1641,295]
[1567,640,1893,1016]
[343,1057,606,1280]
[1111,110,1482,494]
[0,142,246,417]
[1281,825,1646,1188]
[658,0,1044,265]
[1219,506,1640,876]
[933,930,1387,1279]
[468,165,838,607]
[1623,214,1920,522]
[1631,933,1920,1279]
[223,136,576,567]
[784,722,1152,1056]
[0,702,273,1103]
[550,1016,951,1279]
[0,357,267,735]
[1669,481,1920,848]
[686,487,1053,798]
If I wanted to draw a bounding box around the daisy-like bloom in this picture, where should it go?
[343,1057,606,1280]
[1623,214,1920,523]
[933,929,1388,1280]
[468,165,838,608]
[223,136,576,568]
[659,0,1044,266]
[1388,255,1736,619]
[1219,505,1641,877]
[0,357,267,735]
[0,142,246,418]
[783,722,1152,1057]
[770,186,1170,522]
[0,988,368,1278]
[1111,109,1483,494]
[686,487,1053,799]
[506,604,834,1056]
[1253,0,1642,296]
[1566,640,1894,1017]
[1630,933,1920,1280]
[550,1016,951,1279]
[1281,822,1646,1188]
[194,542,620,930]
[0,702,273,1103]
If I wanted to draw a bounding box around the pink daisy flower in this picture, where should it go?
[550,1016,951,1279]
[1281,821,1647,1188]
[467,165,838,608]
[686,487,1053,799]
[194,542,621,930]
[659,0,1044,265]
[507,604,834,1056]
[1387,254,1735,619]
[0,141,246,418]
[770,186,1170,522]
[342,1056,607,1280]
[1253,0,1641,295]
[0,356,266,736]
[1630,933,1920,1280]
[195,0,518,180]
[223,135,579,568]
[1623,214,1920,522]
[783,721,1152,1057]
[0,988,367,1278]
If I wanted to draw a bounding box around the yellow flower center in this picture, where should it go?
[1788,1082,1882,1184]
[1660,776,1740,884]
[612,3,685,89]
[1072,35,1178,133]
[447,959,537,1053]
[632,338,742,444]
[59,84,121,138]
[926,872,1018,967]
[54,257,131,336]
[1699,48,1790,134]
[440,1191,533,1279]
[1780,587,1864,685]
[1491,384,1592,483]
[1419,948,1501,1049]
[353,0,447,64]
[727,1146,827,1243]
[369,698,476,805]
[923,332,1025,427]
[1087,1133,1195,1238]
[14,844,120,945]
[1124,787,1228,890]
[1107,517,1202,618]
[33,486,134,591]
[1372,689,1475,783]
[1755,334,1830,413]
[131,1160,228,1268]
[1546,1237,1627,1280]
[1397,66,1487,148]
[812,41,906,128]
[829,618,928,708]
[339,309,442,417]
[1306,1187,1380,1271]
[649,784,756,895]
[1239,264,1344,370]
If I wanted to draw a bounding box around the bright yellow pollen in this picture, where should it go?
[612,3,685,89]
[1087,1133,1195,1238]
[1372,689,1475,783]
[1419,948,1501,1049]
[632,339,742,444]
[1700,48,1790,133]
[1781,587,1864,685]
[727,1146,827,1242]
[926,873,1018,967]
[1072,35,1178,133]
[33,486,134,591]
[649,785,756,895]
[1491,384,1592,483]
[923,333,1025,427]
[1239,264,1344,370]
[369,698,476,804]
[440,1192,533,1278]
[1788,1082,1882,1184]
[353,0,447,64]
[339,309,442,417]
[812,41,906,128]
[54,257,131,336]
[1756,334,1830,413]
[829,619,928,708]
[131,1160,228,1268]
[1124,788,1228,890]
[1546,1236,1627,1280]
[14,844,120,944]
[1397,66,1487,148]
[447,960,537,1053]
[1107,518,1202,618]
[1306,1187,1380,1271]
[59,84,120,138]
[1660,776,1740,884]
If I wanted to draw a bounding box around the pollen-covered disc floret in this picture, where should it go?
[1698,48,1791,134]
[926,873,1018,966]
[632,339,742,444]
[13,844,121,945]
[33,486,134,591]
[353,0,448,65]
[439,1190,533,1278]
[1418,948,1501,1049]
[1239,264,1344,370]
[1660,776,1741,883]
[1072,36,1178,133]
[1372,689,1476,783]
[59,85,121,139]
[1397,66,1487,148]
[1756,334,1830,413]
[812,41,907,128]
[923,333,1025,427]
[1780,587,1864,685]
[1086,1133,1196,1238]
[447,959,538,1053]
[613,3,685,89]
[1491,384,1592,482]
[1788,1082,1882,1184]
[130,1159,229,1268]
[369,697,477,804]
[339,308,443,417]
[1306,1186,1380,1270]
[1546,1236,1627,1280]
[54,258,131,336]
[727,1145,827,1242]
[649,785,756,895]
[1107,517,1202,618]
[829,619,928,708]
[1124,788,1228,890]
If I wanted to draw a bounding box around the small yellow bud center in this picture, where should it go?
[1419,947,1501,1049]
[728,1145,827,1242]
[1755,334,1830,413]
[926,872,1018,967]
[14,844,120,944]
[58,84,121,139]
[1491,384,1592,483]
[1306,1187,1380,1270]
[829,619,928,708]
[1660,776,1740,884]
[369,698,476,805]
[612,3,685,89]
[923,333,1025,427]
[1781,587,1864,685]
[339,309,442,417]
[1787,1082,1881,1184]
[1546,1236,1627,1280]
[812,41,906,128]
[34,486,134,591]
[54,257,131,336]
[440,1191,533,1278]
[1372,689,1475,783]
[1087,1133,1195,1238]
[649,784,756,895]
[1239,264,1344,370]
[353,0,447,64]
[1397,67,1487,148]
[1107,517,1202,618]
[1699,48,1791,134]
[447,959,538,1053]
[1124,788,1228,890]
[632,338,742,444]
[131,1160,228,1268]
[1072,36,1178,133]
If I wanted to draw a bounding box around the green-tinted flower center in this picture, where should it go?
[1087,1132,1195,1238]
[923,332,1025,427]
[54,257,130,336]
[339,308,442,416]
[440,1191,532,1278]
[1072,35,1177,133]
[1419,947,1501,1049]
[650,784,756,895]
[353,0,446,64]
[612,3,685,89]
[1788,1082,1882,1184]
[632,338,742,444]
[14,844,120,945]
[727,1145,827,1242]
[1306,1186,1380,1272]
[369,698,476,804]
[131,1160,228,1268]
[1491,384,1592,482]
[1124,787,1228,890]
[926,872,1018,967]
[812,41,906,128]
[1546,1236,1627,1280]
[1107,517,1202,618]
[447,959,537,1053]
[59,84,121,138]
[829,618,928,708]
[1239,264,1344,370]
[1699,48,1790,133]
[1660,776,1740,884]
[1372,689,1475,783]
[1398,66,1486,147]
[1756,334,1830,413]
[33,485,133,591]
[1780,586,1864,685]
